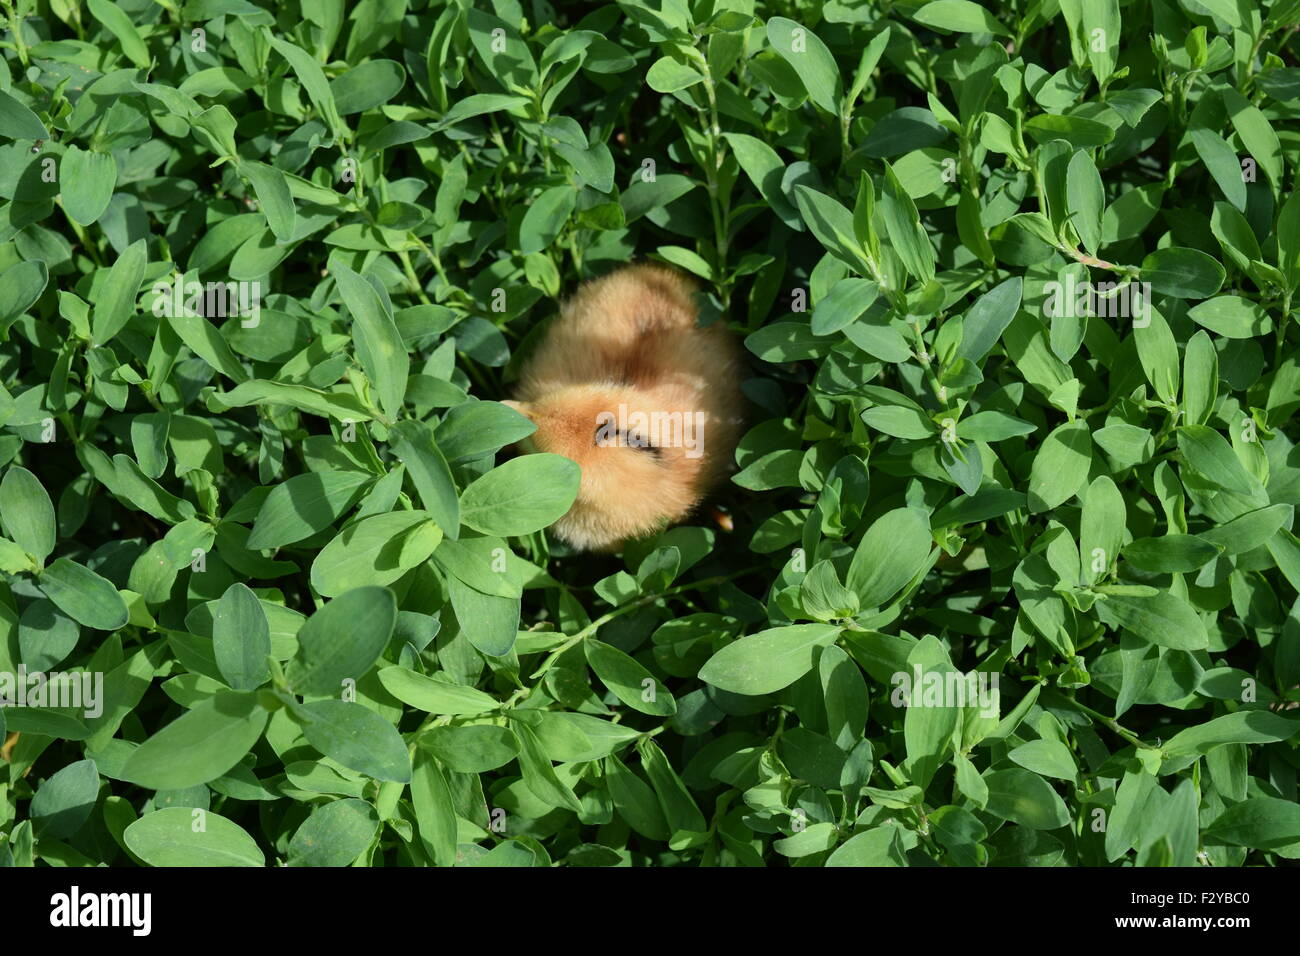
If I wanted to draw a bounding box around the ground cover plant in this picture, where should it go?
[0,0,1299,869]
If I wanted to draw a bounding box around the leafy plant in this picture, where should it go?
[0,0,1299,868]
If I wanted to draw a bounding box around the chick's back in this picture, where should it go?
[515,263,741,406]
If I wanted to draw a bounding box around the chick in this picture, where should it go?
[504,263,744,552]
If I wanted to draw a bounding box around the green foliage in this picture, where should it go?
[0,0,1299,869]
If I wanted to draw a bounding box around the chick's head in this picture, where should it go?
[503,385,705,551]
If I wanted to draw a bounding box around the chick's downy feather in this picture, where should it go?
[507,264,743,551]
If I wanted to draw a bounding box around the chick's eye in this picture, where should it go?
[628,433,662,457]
[593,426,660,456]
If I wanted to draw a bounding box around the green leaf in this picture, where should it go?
[1278,189,1300,290]
[826,827,908,865]
[1028,420,1091,512]
[212,583,271,691]
[766,17,842,114]
[1204,798,1300,849]
[0,89,49,141]
[0,465,55,564]
[459,454,581,537]
[903,637,962,791]
[513,720,582,812]
[30,758,99,838]
[846,507,933,608]
[248,471,370,550]
[1222,89,1283,190]
[434,93,529,130]
[287,798,380,866]
[422,724,519,772]
[432,535,523,598]
[60,146,117,226]
[1199,504,1293,555]
[121,690,269,790]
[299,699,411,783]
[333,262,409,421]
[387,421,460,538]
[794,185,866,271]
[208,380,374,422]
[1176,425,1260,497]
[330,59,406,114]
[1182,329,1217,425]
[1065,150,1104,255]
[982,768,1071,829]
[269,35,343,138]
[125,808,264,867]
[811,278,880,335]
[1079,476,1124,585]
[1024,114,1115,148]
[1104,766,1157,860]
[957,276,1022,363]
[0,259,48,333]
[91,238,148,347]
[520,185,576,256]
[553,141,615,193]
[724,132,798,224]
[310,511,442,597]
[242,161,297,242]
[1122,535,1219,573]
[1133,304,1178,406]
[774,822,839,857]
[446,575,519,657]
[286,586,397,695]
[1162,711,1298,757]
[1190,128,1248,211]
[1097,590,1208,651]
[435,401,536,462]
[860,108,949,158]
[880,160,936,283]
[166,308,250,384]
[1140,247,1225,299]
[0,538,36,573]
[410,751,458,865]
[821,644,870,750]
[861,405,934,439]
[1187,296,1274,339]
[913,0,1012,36]
[801,560,860,621]
[646,56,702,93]
[377,666,499,715]
[1008,738,1077,781]
[603,751,669,839]
[86,0,152,68]
[640,738,706,834]
[585,639,677,716]
[698,624,841,695]
[38,558,129,631]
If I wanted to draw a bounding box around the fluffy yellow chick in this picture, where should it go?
[504,263,744,552]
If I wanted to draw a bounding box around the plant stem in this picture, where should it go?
[3,0,29,68]
[397,248,433,304]
[1072,700,1160,751]
[688,47,731,304]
